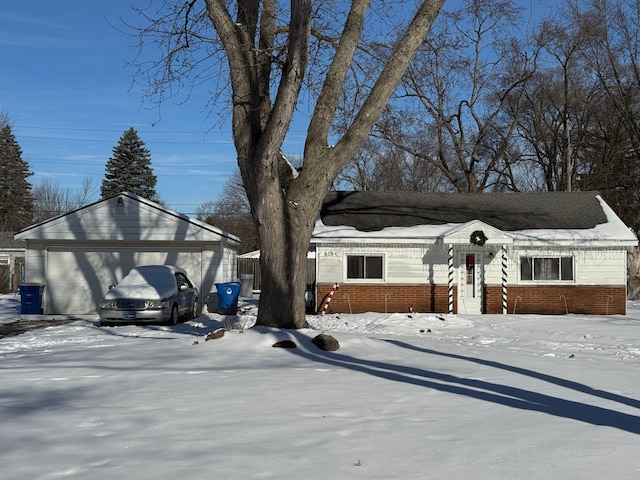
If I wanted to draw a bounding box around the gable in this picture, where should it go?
[442,221,513,245]
[15,193,240,244]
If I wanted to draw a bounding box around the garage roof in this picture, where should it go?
[15,192,240,244]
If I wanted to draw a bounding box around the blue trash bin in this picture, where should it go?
[215,282,241,315]
[20,283,45,314]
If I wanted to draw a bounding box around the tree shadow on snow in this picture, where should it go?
[285,333,640,435]
[384,339,640,411]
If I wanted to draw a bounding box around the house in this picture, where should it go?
[311,191,638,315]
[14,193,240,315]
[0,231,25,293]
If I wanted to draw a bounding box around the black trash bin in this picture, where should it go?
[19,283,45,314]
[305,282,316,314]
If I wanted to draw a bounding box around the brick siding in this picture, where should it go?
[316,283,627,315]
[486,285,627,315]
[315,283,455,314]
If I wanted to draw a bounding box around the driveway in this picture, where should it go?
[0,318,78,339]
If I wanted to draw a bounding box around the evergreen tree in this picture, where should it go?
[101,127,158,200]
[0,124,34,230]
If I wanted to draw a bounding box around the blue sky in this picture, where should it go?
[0,1,307,215]
[1,1,548,216]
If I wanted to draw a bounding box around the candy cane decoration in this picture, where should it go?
[319,283,339,315]
[448,245,454,314]
[501,245,508,314]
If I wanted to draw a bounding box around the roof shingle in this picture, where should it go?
[320,191,608,232]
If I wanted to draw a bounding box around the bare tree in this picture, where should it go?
[132,0,446,328]
[528,3,604,193]
[32,177,96,223]
[196,171,257,254]
[199,153,303,254]
[578,0,640,232]
[514,66,600,192]
[335,137,450,191]
[372,0,536,193]
[0,110,10,129]
[512,0,640,233]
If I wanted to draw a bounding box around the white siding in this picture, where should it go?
[578,249,627,285]
[23,243,46,284]
[317,242,449,284]
[317,243,629,288]
[220,242,238,283]
[484,252,504,285]
[511,247,628,286]
[26,200,226,242]
[16,195,239,315]
[317,250,343,283]
[201,247,222,296]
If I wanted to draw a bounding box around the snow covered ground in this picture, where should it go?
[1,294,640,479]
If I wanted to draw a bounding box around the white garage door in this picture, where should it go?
[44,246,203,314]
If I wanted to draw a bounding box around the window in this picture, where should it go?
[347,255,383,279]
[175,273,193,289]
[520,256,573,281]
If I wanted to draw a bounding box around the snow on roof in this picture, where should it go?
[239,250,261,259]
[312,192,638,245]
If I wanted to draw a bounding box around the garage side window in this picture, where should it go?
[347,255,383,279]
[520,256,574,281]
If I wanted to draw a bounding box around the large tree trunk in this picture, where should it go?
[255,200,313,329]
[247,163,315,329]
[206,0,445,328]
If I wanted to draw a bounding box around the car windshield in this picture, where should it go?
[109,266,179,299]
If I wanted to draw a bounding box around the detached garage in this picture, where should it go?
[14,193,240,315]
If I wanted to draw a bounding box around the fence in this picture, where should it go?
[0,257,24,294]
[238,257,316,291]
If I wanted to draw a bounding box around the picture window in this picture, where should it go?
[346,255,383,279]
[520,256,574,282]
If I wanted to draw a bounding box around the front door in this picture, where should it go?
[458,252,483,314]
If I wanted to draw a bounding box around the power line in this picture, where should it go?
[15,124,214,135]
[13,124,307,141]
[16,133,233,145]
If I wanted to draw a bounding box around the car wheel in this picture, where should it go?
[170,304,179,325]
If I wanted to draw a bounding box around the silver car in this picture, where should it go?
[99,265,199,326]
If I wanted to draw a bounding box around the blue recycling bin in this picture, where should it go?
[215,282,241,315]
[20,283,45,314]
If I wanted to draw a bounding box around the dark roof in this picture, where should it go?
[320,191,608,232]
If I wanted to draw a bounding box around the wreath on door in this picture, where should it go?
[470,230,488,246]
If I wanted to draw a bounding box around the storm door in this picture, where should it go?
[458,252,483,314]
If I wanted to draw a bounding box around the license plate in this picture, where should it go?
[122,312,136,320]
